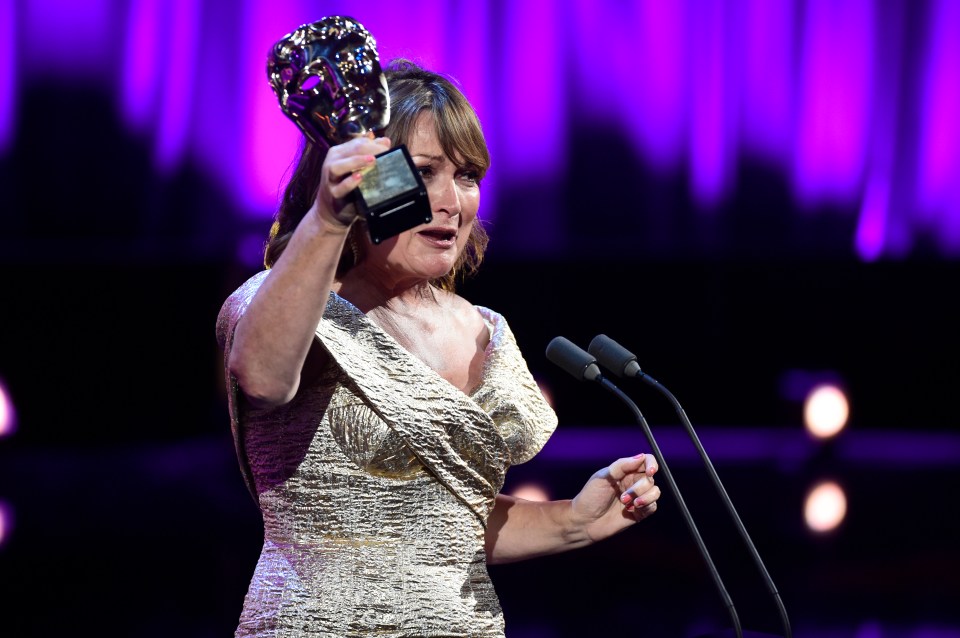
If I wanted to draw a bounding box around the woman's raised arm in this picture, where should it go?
[228,135,391,408]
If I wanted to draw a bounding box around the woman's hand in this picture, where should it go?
[484,454,661,564]
[315,135,392,228]
[570,453,661,543]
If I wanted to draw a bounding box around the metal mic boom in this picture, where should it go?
[588,334,792,638]
[546,336,745,638]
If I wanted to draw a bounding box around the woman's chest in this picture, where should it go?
[370,312,489,394]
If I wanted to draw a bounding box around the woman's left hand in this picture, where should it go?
[570,453,661,543]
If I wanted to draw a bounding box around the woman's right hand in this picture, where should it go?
[315,135,393,228]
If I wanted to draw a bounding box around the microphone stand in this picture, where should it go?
[546,337,744,638]
[588,335,792,638]
[596,376,745,638]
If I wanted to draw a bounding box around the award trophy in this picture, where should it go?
[267,16,431,244]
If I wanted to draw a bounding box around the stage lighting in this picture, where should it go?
[804,480,847,533]
[510,483,551,502]
[804,383,849,439]
[0,380,16,437]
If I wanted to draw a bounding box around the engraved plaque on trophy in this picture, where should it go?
[267,16,431,244]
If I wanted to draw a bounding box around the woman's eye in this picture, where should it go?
[417,166,433,178]
[459,171,480,184]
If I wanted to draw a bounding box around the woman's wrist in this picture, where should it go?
[554,499,593,547]
[312,195,360,232]
[304,202,355,238]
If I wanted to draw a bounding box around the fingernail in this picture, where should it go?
[632,453,645,460]
[620,493,632,504]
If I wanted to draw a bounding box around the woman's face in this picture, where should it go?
[363,111,481,287]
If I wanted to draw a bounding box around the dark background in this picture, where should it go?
[2,21,960,638]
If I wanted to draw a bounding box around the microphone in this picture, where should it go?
[588,334,792,638]
[545,336,744,638]
[545,336,602,382]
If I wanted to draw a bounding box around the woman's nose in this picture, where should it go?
[431,178,462,217]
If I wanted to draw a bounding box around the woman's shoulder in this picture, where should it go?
[441,289,479,311]
[439,289,502,326]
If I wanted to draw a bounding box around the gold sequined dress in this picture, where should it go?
[216,271,557,638]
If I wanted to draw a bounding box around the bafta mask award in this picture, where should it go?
[267,16,431,244]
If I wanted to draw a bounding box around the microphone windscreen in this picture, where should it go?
[588,334,638,377]
[545,337,601,381]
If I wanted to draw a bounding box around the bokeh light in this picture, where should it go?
[804,383,850,439]
[0,379,16,437]
[510,483,551,502]
[804,480,847,533]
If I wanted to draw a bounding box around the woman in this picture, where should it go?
[217,60,661,637]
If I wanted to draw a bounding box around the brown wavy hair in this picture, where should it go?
[263,59,490,292]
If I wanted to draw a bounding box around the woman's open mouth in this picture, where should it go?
[417,227,458,248]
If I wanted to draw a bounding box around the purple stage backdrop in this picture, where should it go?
[2,0,960,260]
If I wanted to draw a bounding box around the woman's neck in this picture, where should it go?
[334,264,440,315]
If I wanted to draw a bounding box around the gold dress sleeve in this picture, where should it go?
[216,280,557,638]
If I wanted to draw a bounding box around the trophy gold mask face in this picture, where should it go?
[267,16,390,147]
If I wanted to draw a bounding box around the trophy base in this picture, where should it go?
[356,145,433,244]
[362,195,433,244]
